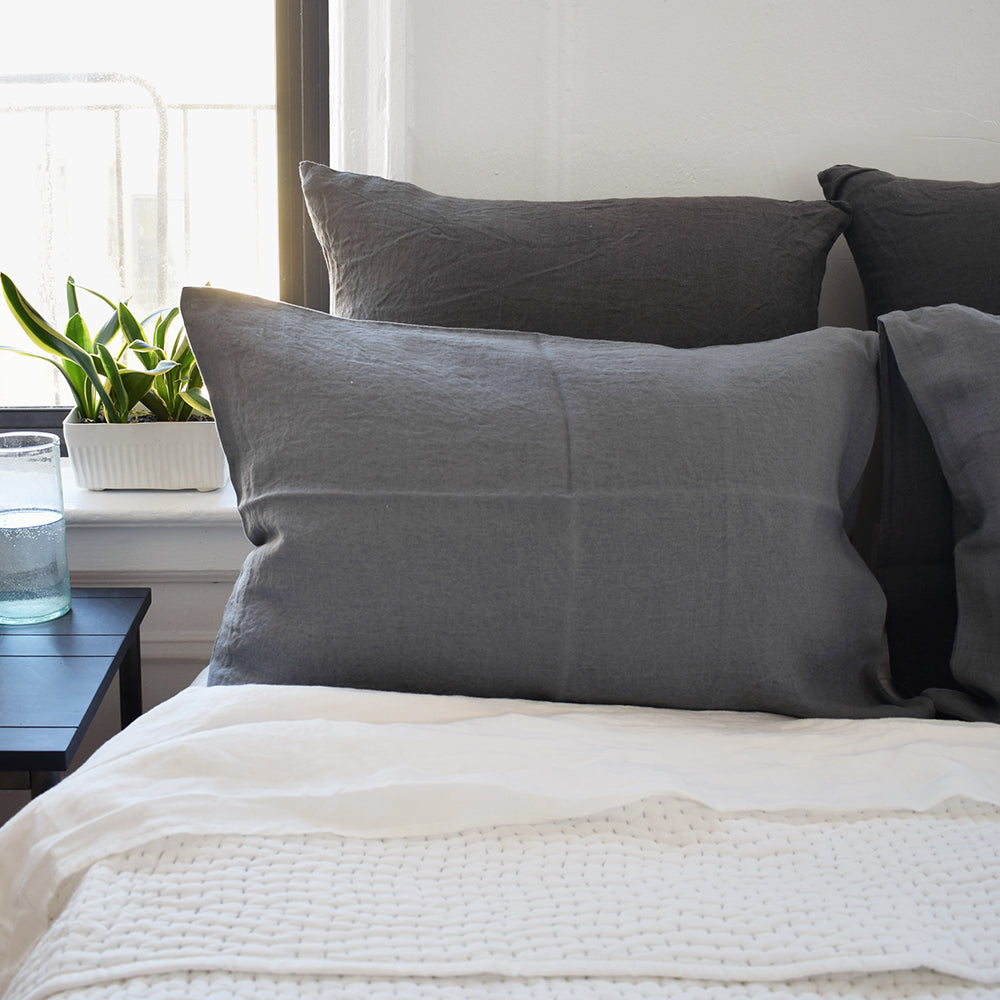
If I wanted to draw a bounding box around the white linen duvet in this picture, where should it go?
[1,684,999,999]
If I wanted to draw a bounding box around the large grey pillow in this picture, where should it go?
[879,305,1000,723]
[180,286,930,719]
[301,162,849,349]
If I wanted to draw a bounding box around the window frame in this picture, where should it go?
[276,0,331,311]
[1,0,329,434]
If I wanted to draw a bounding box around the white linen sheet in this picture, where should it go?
[1,683,999,999]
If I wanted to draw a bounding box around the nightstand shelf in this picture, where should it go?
[0,587,151,796]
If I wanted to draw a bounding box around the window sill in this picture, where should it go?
[62,458,252,579]
[62,458,243,528]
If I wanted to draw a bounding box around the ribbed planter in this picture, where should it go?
[63,410,228,491]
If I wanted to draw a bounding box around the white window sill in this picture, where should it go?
[62,458,243,528]
[62,457,252,582]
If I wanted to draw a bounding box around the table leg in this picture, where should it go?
[29,771,60,798]
[119,633,143,727]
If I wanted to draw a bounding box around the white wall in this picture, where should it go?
[332,0,1000,327]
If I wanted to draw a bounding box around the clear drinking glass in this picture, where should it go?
[0,432,72,624]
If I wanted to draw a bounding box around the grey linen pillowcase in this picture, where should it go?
[818,165,1000,327]
[879,304,1000,723]
[181,286,927,719]
[819,164,1000,706]
[301,162,849,349]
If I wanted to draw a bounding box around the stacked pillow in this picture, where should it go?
[300,161,848,347]
[820,165,1000,718]
[176,162,998,722]
[182,286,926,719]
[878,305,1000,721]
[817,166,1000,327]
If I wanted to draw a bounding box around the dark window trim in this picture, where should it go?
[2,1,329,431]
[276,0,330,311]
[0,408,71,452]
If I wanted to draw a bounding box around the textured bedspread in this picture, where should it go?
[1,685,999,999]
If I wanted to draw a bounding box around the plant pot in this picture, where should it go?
[63,410,229,491]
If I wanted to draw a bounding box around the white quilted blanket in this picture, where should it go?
[1,684,999,999]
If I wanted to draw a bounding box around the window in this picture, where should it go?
[0,0,327,415]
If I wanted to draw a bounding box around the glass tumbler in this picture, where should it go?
[0,432,72,624]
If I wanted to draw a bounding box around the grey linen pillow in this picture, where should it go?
[817,165,1000,327]
[301,162,849,349]
[819,165,1000,704]
[879,305,1000,723]
[180,285,928,719]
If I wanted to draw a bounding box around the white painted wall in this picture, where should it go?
[332,0,1000,328]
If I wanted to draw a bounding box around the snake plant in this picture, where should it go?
[1,273,212,423]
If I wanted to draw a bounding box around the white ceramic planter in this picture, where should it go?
[63,410,229,491]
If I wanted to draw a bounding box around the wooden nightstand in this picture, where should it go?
[0,587,151,797]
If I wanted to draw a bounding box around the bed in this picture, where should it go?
[1,163,998,999]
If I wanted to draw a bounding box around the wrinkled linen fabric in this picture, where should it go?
[302,162,849,348]
[879,305,1000,722]
[182,287,906,720]
[819,165,1000,705]
[1,684,999,998]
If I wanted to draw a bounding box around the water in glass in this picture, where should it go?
[0,433,72,624]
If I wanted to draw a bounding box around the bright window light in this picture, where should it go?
[0,1,277,407]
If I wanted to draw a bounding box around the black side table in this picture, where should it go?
[0,587,151,797]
